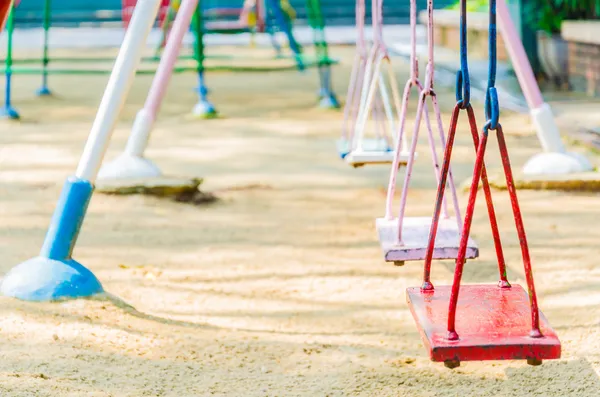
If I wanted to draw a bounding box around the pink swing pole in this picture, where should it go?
[98,0,200,181]
[497,0,591,175]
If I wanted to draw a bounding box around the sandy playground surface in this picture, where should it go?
[0,46,599,396]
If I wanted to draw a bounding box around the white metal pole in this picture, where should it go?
[75,0,163,182]
[497,0,592,174]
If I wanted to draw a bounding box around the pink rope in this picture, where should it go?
[385,0,463,239]
[385,0,435,219]
[356,0,366,55]
[341,0,368,142]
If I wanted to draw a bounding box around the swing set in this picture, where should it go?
[339,0,410,168]
[408,0,560,368]
[0,0,340,119]
[343,0,561,367]
[376,0,475,266]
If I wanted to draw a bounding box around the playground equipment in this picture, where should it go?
[197,0,339,108]
[96,0,338,185]
[192,0,304,69]
[407,0,560,368]
[191,2,217,118]
[0,0,18,119]
[494,0,591,175]
[339,0,408,167]
[0,0,339,119]
[376,0,477,266]
[203,1,257,33]
[0,0,163,301]
[98,0,203,183]
[338,0,369,160]
[306,0,338,108]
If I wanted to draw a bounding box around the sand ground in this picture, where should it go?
[0,47,599,396]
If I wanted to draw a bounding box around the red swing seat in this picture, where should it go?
[407,285,561,366]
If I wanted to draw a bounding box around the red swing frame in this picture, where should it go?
[407,107,561,367]
[121,0,171,28]
[407,0,560,368]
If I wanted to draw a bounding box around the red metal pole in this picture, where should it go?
[465,106,509,287]
[495,125,542,337]
[446,128,489,340]
[422,103,461,290]
[255,0,265,33]
[0,0,12,31]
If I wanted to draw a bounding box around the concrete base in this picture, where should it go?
[98,154,162,181]
[95,176,202,196]
[523,152,594,175]
[476,170,600,192]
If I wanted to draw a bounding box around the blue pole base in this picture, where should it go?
[318,93,340,110]
[0,256,103,301]
[36,86,53,97]
[192,100,218,119]
[0,106,20,120]
[0,176,103,301]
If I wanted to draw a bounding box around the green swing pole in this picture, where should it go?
[191,1,217,117]
[306,0,338,108]
[0,1,19,119]
[37,0,52,96]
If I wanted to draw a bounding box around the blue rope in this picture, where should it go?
[455,0,470,108]
[485,0,499,129]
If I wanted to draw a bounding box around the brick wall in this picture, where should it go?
[562,21,600,97]
[567,41,600,96]
[424,10,508,62]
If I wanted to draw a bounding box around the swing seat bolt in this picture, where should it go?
[444,360,460,369]
[446,331,459,341]
[529,329,543,339]
[527,358,542,366]
[421,281,434,291]
[393,261,405,267]
[498,280,511,288]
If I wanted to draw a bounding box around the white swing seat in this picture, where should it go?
[345,149,410,168]
[375,216,479,263]
[339,137,411,168]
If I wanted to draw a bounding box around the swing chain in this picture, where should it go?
[455,0,470,109]
[422,0,435,94]
[356,0,366,55]
[409,0,419,83]
[484,0,500,130]
[373,0,386,54]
